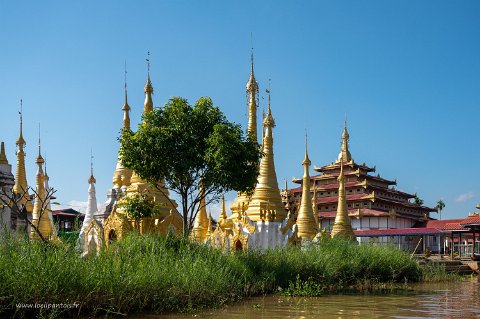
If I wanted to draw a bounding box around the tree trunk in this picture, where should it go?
[181,192,189,237]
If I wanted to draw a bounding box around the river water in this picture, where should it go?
[142,278,480,319]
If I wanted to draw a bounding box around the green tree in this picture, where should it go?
[413,195,424,206]
[120,193,156,232]
[436,199,445,220]
[120,97,260,236]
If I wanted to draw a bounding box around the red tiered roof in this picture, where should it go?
[354,227,443,237]
[374,197,437,212]
[289,181,363,193]
[367,184,415,199]
[314,193,370,204]
[315,161,376,173]
[460,215,480,226]
[319,209,390,219]
[425,219,465,230]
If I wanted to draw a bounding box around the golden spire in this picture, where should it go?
[13,100,32,212]
[312,178,319,227]
[246,47,259,141]
[43,154,49,188]
[144,51,154,114]
[296,132,318,240]
[112,64,133,189]
[0,142,8,165]
[330,159,355,240]
[123,61,131,130]
[88,149,96,184]
[229,50,259,219]
[245,84,286,222]
[337,117,352,163]
[31,126,52,240]
[16,100,26,146]
[219,194,228,220]
[206,211,213,238]
[191,179,209,242]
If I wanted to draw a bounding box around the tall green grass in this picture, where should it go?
[0,232,425,318]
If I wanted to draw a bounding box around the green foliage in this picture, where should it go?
[413,195,424,206]
[436,200,445,211]
[0,234,434,318]
[120,193,156,221]
[120,97,260,234]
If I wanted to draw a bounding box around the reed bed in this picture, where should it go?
[0,232,429,318]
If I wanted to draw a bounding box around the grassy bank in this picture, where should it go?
[0,232,433,318]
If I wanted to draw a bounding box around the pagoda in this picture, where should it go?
[101,58,183,243]
[289,121,436,235]
[13,105,32,232]
[190,180,209,243]
[295,135,318,241]
[0,142,14,233]
[230,49,259,220]
[208,52,297,251]
[30,135,54,240]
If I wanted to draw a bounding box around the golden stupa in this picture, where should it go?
[230,50,258,220]
[191,180,209,243]
[330,159,356,240]
[295,134,318,240]
[103,60,183,243]
[244,96,287,222]
[13,106,33,214]
[112,75,133,190]
[30,137,53,240]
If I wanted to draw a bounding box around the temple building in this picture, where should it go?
[0,142,14,233]
[288,121,436,245]
[78,163,103,256]
[190,180,209,243]
[30,138,55,241]
[12,108,32,232]
[204,52,297,251]
[83,61,183,254]
[295,136,318,241]
[229,50,259,221]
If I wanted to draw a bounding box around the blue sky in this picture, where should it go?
[0,1,479,219]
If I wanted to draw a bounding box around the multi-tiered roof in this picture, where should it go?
[288,122,436,225]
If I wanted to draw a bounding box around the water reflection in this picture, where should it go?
[141,278,480,319]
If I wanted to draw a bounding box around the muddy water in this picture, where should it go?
[141,278,480,319]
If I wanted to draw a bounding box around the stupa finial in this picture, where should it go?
[123,60,131,129]
[144,50,154,113]
[0,142,8,164]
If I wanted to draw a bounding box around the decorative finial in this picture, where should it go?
[0,142,8,164]
[305,129,308,153]
[88,148,96,184]
[146,50,151,79]
[124,60,128,102]
[36,123,44,164]
[250,32,254,71]
[38,123,41,157]
[303,129,311,165]
[17,99,26,147]
[90,148,94,177]
[20,99,23,130]
[263,80,275,127]
[267,78,271,111]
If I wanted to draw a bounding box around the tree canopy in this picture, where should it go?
[120,96,260,235]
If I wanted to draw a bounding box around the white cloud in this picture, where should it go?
[53,200,103,214]
[455,192,474,203]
